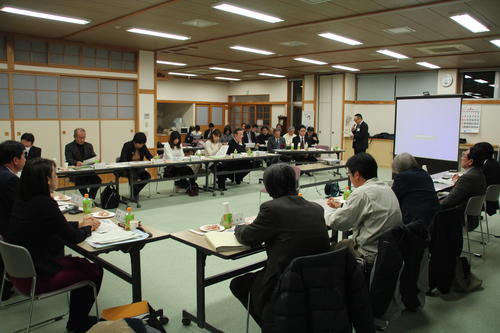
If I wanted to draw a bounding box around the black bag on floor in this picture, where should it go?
[101,185,120,209]
[324,182,340,197]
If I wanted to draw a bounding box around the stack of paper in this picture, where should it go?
[205,231,248,252]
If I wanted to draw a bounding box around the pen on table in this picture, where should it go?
[189,229,205,236]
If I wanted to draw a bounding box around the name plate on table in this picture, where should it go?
[94,162,106,169]
[70,194,84,207]
[115,209,126,223]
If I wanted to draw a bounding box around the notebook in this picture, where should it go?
[205,231,249,252]
[215,145,229,157]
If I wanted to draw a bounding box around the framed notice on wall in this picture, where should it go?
[460,104,481,133]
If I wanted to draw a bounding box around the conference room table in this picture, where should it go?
[56,153,278,205]
[170,228,265,333]
[273,148,344,160]
[62,202,169,302]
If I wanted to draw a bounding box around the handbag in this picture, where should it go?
[101,185,120,209]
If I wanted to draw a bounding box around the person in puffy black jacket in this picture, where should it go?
[264,247,375,333]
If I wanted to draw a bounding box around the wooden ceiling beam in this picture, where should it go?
[155,0,464,52]
[59,0,184,39]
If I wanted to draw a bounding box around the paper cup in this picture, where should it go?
[130,220,140,230]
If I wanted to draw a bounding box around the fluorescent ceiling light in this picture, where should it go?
[332,65,359,71]
[215,77,241,81]
[464,75,472,79]
[168,72,197,77]
[318,32,362,45]
[490,39,500,47]
[230,45,274,55]
[474,79,488,84]
[258,73,285,78]
[127,28,190,40]
[450,14,489,33]
[209,67,242,72]
[212,3,283,23]
[157,60,186,66]
[376,49,409,59]
[0,6,89,24]
[294,57,327,65]
[489,84,495,88]
[416,62,440,69]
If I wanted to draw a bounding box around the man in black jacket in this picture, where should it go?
[351,113,369,154]
[64,128,102,199]
[216,128,252,189]
[474,142,500,214]
[230,164,330,326]
[243,124,256,144]
[20,133,42,160]
[0,140,25,300]
[203,123,215,139]
[391,153,439,227]
[119,132,153,199]
[441,147,486,210]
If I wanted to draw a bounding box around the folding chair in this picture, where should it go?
[463,195,486,260]
[0,240,99,333]
[483,184,500,241]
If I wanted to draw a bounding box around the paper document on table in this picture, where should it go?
[83,157,99,165]
[205,231,249,252]
[85,219,148,248]
[215,145,229,157]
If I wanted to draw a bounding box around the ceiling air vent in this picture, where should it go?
[384,26,416,34]
[302,0,332,4]
[182,19,218,28]
[417,44,473,55]
[186,69,215,75]
[280,41,308,47]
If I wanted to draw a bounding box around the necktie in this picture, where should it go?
[301,137,304,148]
[25,151,28,159]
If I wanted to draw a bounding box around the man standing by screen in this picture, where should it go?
[352,113,369,154]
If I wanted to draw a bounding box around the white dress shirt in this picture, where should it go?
[325,177,402,261]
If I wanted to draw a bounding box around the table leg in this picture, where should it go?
[130,248,142,302]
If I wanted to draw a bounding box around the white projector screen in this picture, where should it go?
[394,96,462,161]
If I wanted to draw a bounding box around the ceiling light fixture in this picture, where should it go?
[0,6,89,24]
[318,32,362,45]
[215,77,241,81]
[230,45,274,55]
[450,14,489,33]
[168,72,197,77]
[332,65,359,72]
[212,3,283,23]
[416,61,440,69]
[376,49,409,59]
[474,79,488,84]
[464,75,472,79]
[156,60,187,66]
[258,73,285,78]
[294,57,327,65]
[490,39,500,47]
[209,67,242,72]
[127,28,190,40]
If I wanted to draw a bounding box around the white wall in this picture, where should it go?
[157,103,194,130]
[303,75,315,101]
[461,103,500,145]
[228,79,287,101]
[157,78,228,102]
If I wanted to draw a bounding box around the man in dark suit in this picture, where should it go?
[441,147,486,209]
[306,126,319,146]
[64,128,102,199]
[256,126,271,146]
[292,125,317,164]
[243,124,256,144]
[391,153,440,227]
[230,164,330,326]
[20,133,42,160]
[267,128,286,152]
[351,113,369,154]
[220,128,252,187]
[203,123,215,139]
[0,140,26,300]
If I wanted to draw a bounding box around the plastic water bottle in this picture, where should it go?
[343,186,351,201]
[221,202,233,229]
[82,194,92,214]
[125,207,134,231]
